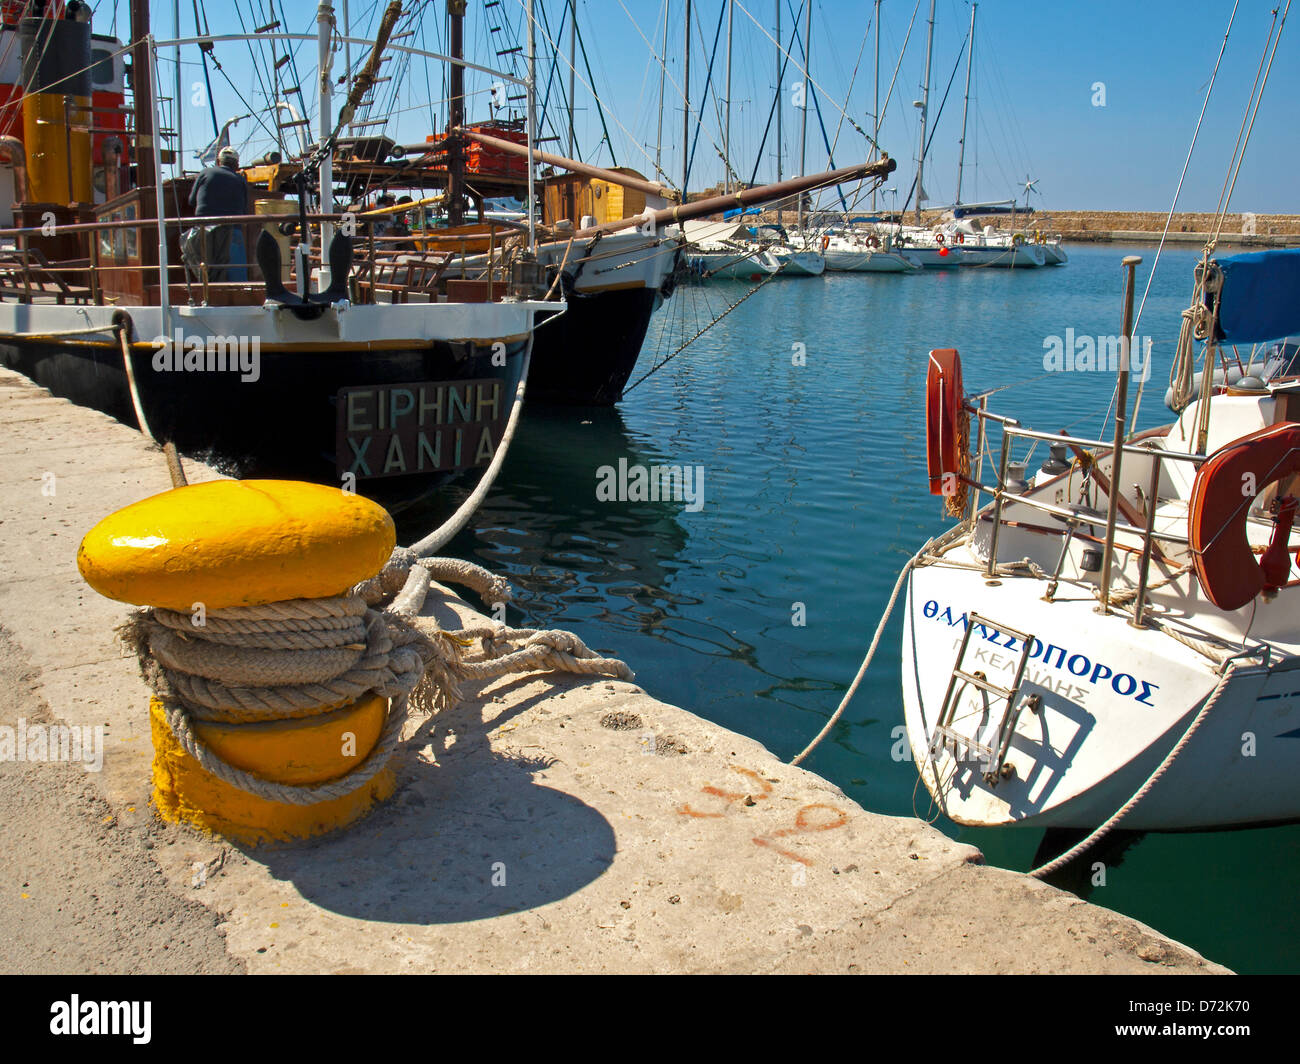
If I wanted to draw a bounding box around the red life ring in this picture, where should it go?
[935,232,945,245]
[957,232,965,244]
[867,235,880,249]
[1189,421,1300,610]
[926,348,966,495]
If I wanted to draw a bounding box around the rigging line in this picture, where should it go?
[274,0,313,129]
[191,0,219,140]
[898,33,968,219]
[746,9,804,187]
[826,8,873,161]
[1211,0,1289,246]
[732,0,870,144]
[527,1,643,174]
[231,1,281,149]
[625,269,779,395]
[572,7,618,167]
[1126,0,1241,435]
[610,0,729,189]
[536,0,575,159]
[685,0,730,189]
[785,4,852,216]
[874,0,920,145]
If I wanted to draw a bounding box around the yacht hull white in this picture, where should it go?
[901,561,1300,830]
[771,249,826,275]
[823,248,917,272]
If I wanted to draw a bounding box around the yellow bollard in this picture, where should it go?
[78,480,402,845]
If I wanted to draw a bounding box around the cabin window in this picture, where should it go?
[124,203,137,260]
[91,49,116,88]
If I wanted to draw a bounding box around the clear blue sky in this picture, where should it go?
[100,0,1297,213]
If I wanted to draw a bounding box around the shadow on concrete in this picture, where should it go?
[251,676,617,925]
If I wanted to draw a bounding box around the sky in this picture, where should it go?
[95,0,1298,214]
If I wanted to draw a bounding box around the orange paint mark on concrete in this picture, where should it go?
[752,804,849,866]
[676,770,847,867]
[676,803,726,818]
[676,765,774,820]
[751,836,815,866]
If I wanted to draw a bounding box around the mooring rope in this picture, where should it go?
[790,548,924,766]
[123,551,632,805]
[1028,662,1245,878]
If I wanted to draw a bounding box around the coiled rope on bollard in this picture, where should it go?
[122,550,633,806]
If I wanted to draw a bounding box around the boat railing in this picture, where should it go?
[0,213,551,308]
[965,400,1208,622]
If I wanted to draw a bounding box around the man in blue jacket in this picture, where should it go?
[183,147,250,283]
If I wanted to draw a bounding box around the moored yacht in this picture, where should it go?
[902,249,1300,831]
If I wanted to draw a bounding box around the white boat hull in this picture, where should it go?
[900,245,966,269]
[1041,241,1069,265]
[956,242,1046,268]
[771,249,826,275]
[689,250,780,280]
[901,560,1300,831]
[823,248,917,273]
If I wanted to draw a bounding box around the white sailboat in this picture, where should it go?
[819,228,919,272]
[902,249,1300,831]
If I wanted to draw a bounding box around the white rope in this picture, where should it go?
[406,300,569,557]
[790,548,923,766]
[127,546,631,806]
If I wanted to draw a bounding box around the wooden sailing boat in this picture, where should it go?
[0,0,558,510]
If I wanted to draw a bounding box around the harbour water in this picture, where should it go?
[398,243,1300,974]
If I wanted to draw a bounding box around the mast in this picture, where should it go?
[955,2,975,206]
[447,0,465,226]
[724,0,732,194]
[343,0,352,98]
[317,1,335,282]
[130,0,157,190]
[871,0,880,212]
[172,0,183,174]
[775,0,781,224]
[655,2,668,182]
[682,0,691,194]
[797,0,810,233]
[914,0,934,224]
[527,0,536,248]
[567,0,576,159]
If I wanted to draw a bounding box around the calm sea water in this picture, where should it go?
[399,243,1300,974]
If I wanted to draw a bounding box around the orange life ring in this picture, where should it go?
[821,234,830,251]
[1189,421,1300,610]
[926,348,965,495]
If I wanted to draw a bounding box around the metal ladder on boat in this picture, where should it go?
[930,613,1042,785]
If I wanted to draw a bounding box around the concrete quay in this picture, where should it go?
[0,366,1229,974]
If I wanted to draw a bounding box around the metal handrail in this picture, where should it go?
[968,402,1200,623]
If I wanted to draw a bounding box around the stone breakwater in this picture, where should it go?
[748,207,1300,245]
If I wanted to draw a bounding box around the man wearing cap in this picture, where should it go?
[183,147,250,283]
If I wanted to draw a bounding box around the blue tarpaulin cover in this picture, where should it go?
[1211,249,1300,343]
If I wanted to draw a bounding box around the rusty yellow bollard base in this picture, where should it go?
[149,694,396,845]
